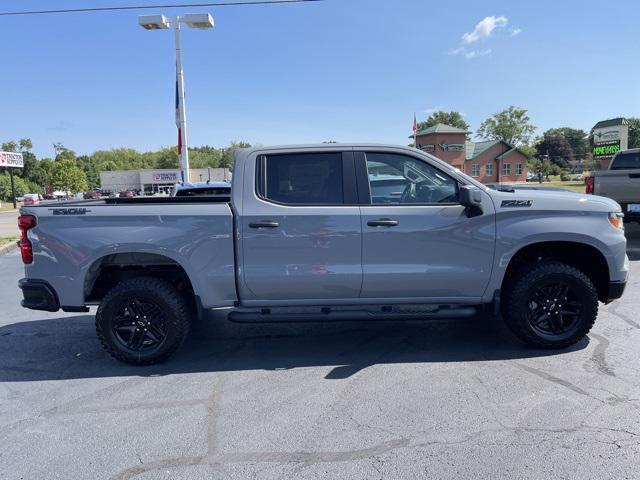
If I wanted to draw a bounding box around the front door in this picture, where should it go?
[357,151,495,301]
[240,150,362,302]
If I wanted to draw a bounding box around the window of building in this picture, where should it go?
[516,163,523,175]
[258,153,344,205]
[364,153,458,204]
[485,164,493,176]
[502,163,511,176]
[471,164,480,177]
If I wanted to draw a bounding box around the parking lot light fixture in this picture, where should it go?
[138,13,214,184]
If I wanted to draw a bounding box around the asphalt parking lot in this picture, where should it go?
[1,226,639,480]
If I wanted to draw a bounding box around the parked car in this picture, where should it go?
[172,181,231,198]
[22,194,42,206]
[118,190,135,198]
[586,148,640,222]
[18,144,628,365]
[83,189,102,200]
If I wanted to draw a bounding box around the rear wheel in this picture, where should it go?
[503,262,598,348]
[96,277,190,365]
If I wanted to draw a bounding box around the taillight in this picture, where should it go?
[585,176,594,194]
[18,214,36,264]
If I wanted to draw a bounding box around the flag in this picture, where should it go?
[175,75,182,157]
[412,113,417,147]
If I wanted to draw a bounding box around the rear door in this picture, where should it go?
[239,150,363,302]
[357,150,495,301]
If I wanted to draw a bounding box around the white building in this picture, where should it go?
[100,167,231,195]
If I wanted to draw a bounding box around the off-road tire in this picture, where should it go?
[96,277,190,365]
[502,261,598,348]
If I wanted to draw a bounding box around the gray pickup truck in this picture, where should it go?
[587,148,640,222]
[17,144,629,364]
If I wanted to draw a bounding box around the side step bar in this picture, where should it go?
[228,306,477,323]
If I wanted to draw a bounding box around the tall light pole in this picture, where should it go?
[139,13,214,184]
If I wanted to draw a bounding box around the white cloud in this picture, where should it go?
[464,49,491,59]
[424,105,445,115]
[449,15,520,60]
[462,15,508,44]
[448,46,492,60]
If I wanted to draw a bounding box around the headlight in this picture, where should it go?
[608,212,624,230]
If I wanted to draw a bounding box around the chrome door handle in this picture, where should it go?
[249,221,280,228]
[367,219,399,227]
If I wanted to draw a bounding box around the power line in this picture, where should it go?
[0,0,323,17]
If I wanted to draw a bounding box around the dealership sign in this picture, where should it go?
[592,121,628,160]
[0,151,24,168]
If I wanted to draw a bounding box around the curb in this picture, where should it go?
[0,241,18,256]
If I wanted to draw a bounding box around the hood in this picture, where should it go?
[486,186,621,213]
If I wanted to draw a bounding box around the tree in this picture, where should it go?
[220,141,251,169]
[0,173,30,201]
[534,134,574,169]
[1,141,17,152]
[528,158,554,183]
[50,159,88,194]
[477,106,536,146]
[627,117,640,149]
[543,127,588,159]
[417,111,469,132]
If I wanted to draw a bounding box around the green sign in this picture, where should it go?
[593,140,620,158]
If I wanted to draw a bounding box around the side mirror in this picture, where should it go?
[459,185,483,217]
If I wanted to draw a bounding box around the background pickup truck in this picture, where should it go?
[18,144,629,364]
[587,148,640,222]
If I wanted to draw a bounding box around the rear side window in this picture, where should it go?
[257,153,344,205]
[611,152,640,170]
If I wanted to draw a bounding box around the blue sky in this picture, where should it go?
[1,0,639,158]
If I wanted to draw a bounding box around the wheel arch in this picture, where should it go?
[500,240,610,302]
[83,251,199,306]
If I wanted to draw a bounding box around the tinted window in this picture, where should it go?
[175,187,230,197]
[611,152,640,170]
[260,153,344,204]
[365,153,458,204]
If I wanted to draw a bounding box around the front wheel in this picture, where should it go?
[503,262,598,348]
[96,277,191,365]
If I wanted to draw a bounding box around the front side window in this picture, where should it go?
[365,153,458,204]
[516,163,523,175]
[259,153,344,205]
[486,164,494,176]
[471,164,480,177]
[503,163,511,176]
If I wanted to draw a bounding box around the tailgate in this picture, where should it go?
[594,170,640,204]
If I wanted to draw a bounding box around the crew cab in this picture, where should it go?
[17,144,629,364]
[587,148,640,222]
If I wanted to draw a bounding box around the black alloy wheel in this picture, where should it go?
[503,262,598,348]
[112,297,168,353]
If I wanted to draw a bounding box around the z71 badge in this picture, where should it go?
[501,200,533,208]
[49,208,91,215]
